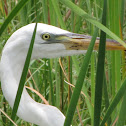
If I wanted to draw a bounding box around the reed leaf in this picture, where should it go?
[100,79,126,126]
[0,0,30,36]
[51,0,66,29]
[94,0,107,125]
[9,23,37,126]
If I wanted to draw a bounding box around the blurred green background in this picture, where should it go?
[0,0,126,126]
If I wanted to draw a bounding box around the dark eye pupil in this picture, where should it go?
[45,35,48,38]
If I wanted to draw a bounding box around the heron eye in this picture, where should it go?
[42,33,50,40]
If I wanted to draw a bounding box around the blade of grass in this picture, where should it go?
[9,23,37,126]
[48,60,54,105]
[48,0,57,25]
[60,0,126,48]
[108,0,116,94]
[116,91,126,126]
[114,0,121,95]
[20,4,27,25]
[116,1,126,125]
[120,0,124,29]
[91,52,95,126]
[43,59,48,100]
[100,79,126,126]
[108,0,122,120]
[60,58,64,111]
[94,0,107,126]
[0,0,30,36]
[42,0,48,24]
[74,0,83,33]
[0,108,17,126]
[82,85,93,119]
[72,56,93,120]
[55,58,60,109]
[68,56,72,104]
[2,100,7,125]
[50,0,66,29]
[64,28,99,126]
[103,74,111,125]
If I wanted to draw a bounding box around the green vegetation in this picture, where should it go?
[0,0,126,126]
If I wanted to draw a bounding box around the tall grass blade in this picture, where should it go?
[103,74,111,125]
[116,91,126,126]
[91,53,95,126]
[41,0,48,24]
[48,60,54,105]
[94,0,107,126]
[116,1,126,125]
[120,0,124,29]
[0,0,30,36]
[100,79,126,126]
[55,59,60,109]
[9,23,37,126]
[20,4,27,25]
[51,0,66,29]
[64,28,99,126]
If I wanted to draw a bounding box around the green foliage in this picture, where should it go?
[0,0,126,126]
[0,0,30,36]
[94,1,107,126]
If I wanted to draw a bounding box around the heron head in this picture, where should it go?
[4,23,125,60]
[30,23,88,59]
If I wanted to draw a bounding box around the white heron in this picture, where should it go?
[0,23,125,126]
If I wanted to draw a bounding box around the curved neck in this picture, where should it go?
[0,48,40,123]
[0,46,65,126]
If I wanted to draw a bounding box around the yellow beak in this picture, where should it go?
[58,34,125,50]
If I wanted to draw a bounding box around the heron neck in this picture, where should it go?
[0,47,42,125]
[0,46,65,126]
